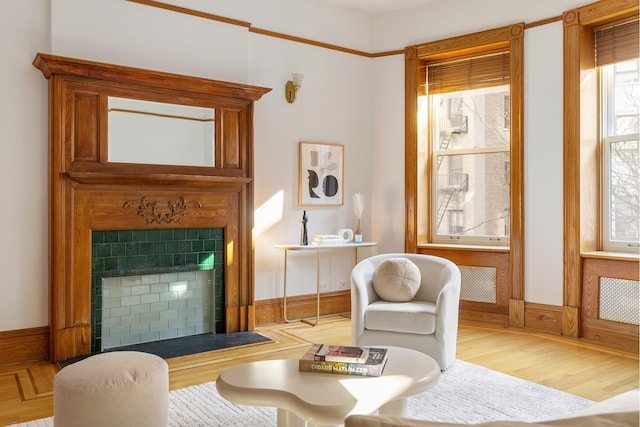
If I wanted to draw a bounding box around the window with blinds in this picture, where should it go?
[426,49,511,245]
[427,51,510,94]
[597,16,640,253]
[595,17,639,66]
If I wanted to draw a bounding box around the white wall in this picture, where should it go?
[247,0,372,52]
[370,54,407,254]
[523,22,565,305]
[246,0,376,301]
[51,0,251,82]
[0,0,592,331]
[248,30,374,299]
[0,0,50,330]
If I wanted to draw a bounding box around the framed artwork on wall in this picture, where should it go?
[299,141,344,206]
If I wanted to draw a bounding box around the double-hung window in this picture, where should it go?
[427,52,511,246]
[407,24,522,255]
[597,18,640,253]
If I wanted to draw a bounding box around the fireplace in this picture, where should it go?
[91,228,224,352]
[33,53,271,362]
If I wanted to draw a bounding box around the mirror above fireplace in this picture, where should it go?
[108,97,216,167]
[33,52,271,363]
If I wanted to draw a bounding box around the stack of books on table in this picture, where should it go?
[298,344,388,377]
[312,235,344,244]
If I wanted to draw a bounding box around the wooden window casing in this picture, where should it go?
[405,24,525,326]
[563,0,639,351]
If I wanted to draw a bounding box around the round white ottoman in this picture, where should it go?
[54,351,169,427]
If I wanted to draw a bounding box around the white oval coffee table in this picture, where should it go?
[216,346,440,426]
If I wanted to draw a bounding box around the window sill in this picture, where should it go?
[418,243,509,253]
[582,251,640,262]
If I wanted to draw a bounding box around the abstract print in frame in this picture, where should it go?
[299,142,344,206]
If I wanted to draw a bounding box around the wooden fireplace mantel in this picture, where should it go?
[33,53,271,362]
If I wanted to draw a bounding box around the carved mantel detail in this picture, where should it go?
[123,196,202,224]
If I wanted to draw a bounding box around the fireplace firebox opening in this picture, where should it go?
[91,228,224,353]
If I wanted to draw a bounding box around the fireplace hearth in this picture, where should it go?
[60,331,271,367]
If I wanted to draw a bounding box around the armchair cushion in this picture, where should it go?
[365,301,437,334]
[372,258,422,302]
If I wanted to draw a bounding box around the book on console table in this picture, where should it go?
[299,344,388,377]
[312,235,344,244]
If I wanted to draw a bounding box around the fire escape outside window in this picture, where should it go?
[427,52,511,246]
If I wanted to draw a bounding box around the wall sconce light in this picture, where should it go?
[285,73,304,103]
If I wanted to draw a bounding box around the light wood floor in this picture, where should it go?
[1,316,638,426]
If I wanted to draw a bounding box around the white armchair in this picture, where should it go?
[351,253,461,370]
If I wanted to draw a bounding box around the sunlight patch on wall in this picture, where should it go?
[254,190,284,238]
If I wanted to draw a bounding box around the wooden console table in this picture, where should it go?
[274,242,377,326]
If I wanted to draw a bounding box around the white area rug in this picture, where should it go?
[10,360,593,426]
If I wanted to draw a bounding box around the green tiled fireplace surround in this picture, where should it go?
[91,228,225,353]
